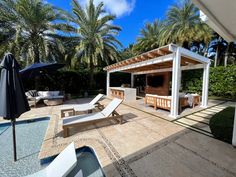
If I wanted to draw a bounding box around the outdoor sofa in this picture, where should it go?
[26,90,64,107]
[60,94,104,118]
[144,93,200,112]
[62,98,123,138]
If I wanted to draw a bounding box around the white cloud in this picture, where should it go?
[80,0,135,18]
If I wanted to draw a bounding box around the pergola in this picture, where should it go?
[104,44,211,118]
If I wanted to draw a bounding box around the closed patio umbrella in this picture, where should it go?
[0,53,30,161]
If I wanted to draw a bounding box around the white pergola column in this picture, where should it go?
[106,71,110,96]
[232,105,236,146]
[201,62,210,107]
[170,47,181,118]
[131,73,134,88]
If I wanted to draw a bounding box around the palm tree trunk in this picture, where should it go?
[214,45,219,67]
[33,44,40,63]
[224,45,230,67]
[182,41,189,49]
[204,43,209,57]
[89,58,95,89]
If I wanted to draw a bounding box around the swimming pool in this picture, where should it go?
[0,117,105,177]
[0,126,8,135]
[41,146,106,177]
[0,117,50,177]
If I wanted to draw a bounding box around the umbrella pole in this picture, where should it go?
[11,119,17,162]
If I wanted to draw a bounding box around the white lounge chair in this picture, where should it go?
[25,142,77,177]
[63,98,123,138]
[61,94,104,118]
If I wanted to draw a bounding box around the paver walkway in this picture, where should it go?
[174,102,234,137]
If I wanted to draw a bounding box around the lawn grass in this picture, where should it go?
[209,106,235,143]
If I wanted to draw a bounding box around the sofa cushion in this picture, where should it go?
[27,90,38,97]
[179,92,186,98]
[25,92,32,98]
[146,94,158,97]
[38,91,50,97]
[50,91,60,96]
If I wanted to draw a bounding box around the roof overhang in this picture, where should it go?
[192,0,236,42]
[104,44,210,74]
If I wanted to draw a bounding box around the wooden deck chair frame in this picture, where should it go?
[61,94,104,118]
[63,98,123,138]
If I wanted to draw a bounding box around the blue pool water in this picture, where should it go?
[0,117,49,177]
[0,117,105,177]
[0,124,9,135]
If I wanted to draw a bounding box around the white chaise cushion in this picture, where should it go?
[46,142,77,177]
[25,142,77,177]
[101,98,123,117]
[89,94,104,105]
[63,112,105,126]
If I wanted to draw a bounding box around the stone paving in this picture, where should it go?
[1,98,236,177]
[174,101,235,137]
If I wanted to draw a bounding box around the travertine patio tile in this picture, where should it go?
[7,97,235,177]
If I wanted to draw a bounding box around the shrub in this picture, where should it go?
[209,106,235,143]
[182,65,236,99]
[21,65,236,99]
[22,70,101,94]
[210,66,236,98]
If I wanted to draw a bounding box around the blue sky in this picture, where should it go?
[47,0,176,48]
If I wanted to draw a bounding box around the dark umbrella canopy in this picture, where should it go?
[20,62,65,90]
[20,62,65,77]
[0,53,30,161]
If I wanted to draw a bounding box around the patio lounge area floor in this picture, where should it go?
[1,97,236,177]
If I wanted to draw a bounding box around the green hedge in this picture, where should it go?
[209,106,235,143]
[22,70,131,95]
[182,65,236,99]
[22,65,236,99]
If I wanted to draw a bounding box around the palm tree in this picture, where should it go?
[120,44,137,60]
[70,0,122,88]
[159,0,212,49]
[208,33,228,67]
[134,20,163,53]
[0,0,72,64]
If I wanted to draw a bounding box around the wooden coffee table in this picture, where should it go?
[60,104,95,118]
[44,98,63,106]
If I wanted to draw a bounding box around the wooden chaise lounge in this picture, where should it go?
[61,94,104,118]
[62,98,123,138]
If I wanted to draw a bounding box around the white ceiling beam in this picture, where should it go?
[169,45,210,64]
[109,54,174,73]
[133,64,204,75]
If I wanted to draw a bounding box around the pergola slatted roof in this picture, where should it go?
[104,44,172,71]
[104,44,207,74]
